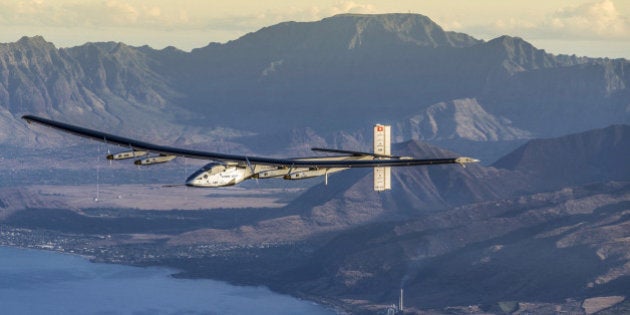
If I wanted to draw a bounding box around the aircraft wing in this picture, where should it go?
[311,147,409,159]
[22,115,478,168]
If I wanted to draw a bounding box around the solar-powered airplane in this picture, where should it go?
[22,115,479,191]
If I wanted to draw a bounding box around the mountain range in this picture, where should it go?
[1,13,628,161]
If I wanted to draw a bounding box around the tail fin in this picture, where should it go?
[373,124,391,191]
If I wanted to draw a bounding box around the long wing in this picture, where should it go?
[22,115,478,168]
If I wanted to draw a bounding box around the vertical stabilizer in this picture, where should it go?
[373,124,391,191]
[399,288,404,312]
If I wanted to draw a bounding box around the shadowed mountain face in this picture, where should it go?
[493,125,630,189]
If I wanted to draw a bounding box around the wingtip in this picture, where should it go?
[21,114,49,125]
[21,114,41,121]
[21,114,34,124]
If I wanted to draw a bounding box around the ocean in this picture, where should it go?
[0,246,335,315]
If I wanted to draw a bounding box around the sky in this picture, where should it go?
[1,0,629,59]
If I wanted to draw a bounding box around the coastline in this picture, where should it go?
[0,246,338,314]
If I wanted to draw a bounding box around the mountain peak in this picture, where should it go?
[323,13,481,49]
[17,35,48,44]
[487,35,541,55]
[338,13,477,47]
[208,13,480,55]
[14,35,56,50]
[489,35,527,44]
[479,34,559,74]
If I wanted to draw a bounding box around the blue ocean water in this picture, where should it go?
[0,246,335,315]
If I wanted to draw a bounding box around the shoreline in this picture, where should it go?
[1,244,341,314]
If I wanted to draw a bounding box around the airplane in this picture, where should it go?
[21,115,479,191]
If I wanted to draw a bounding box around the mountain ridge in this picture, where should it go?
[194,13,481,56]
[493,124,630,189]
[2,14,628,154]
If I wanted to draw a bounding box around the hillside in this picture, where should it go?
[494,124,630,189]
[270,125,630,312]
[279,181,630,311]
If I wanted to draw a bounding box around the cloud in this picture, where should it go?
[548,0,628,38]
[0,0,379,38]
[243,1,378,26]
[192,1,379,36]
[326,1,377,16]
[488,0,629,40]
[0,0,190,29]
[0,0,377,28]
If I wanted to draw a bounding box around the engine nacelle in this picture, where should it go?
[186,162,251,187]
[134,154,176,165]
[255,167,292,179]
[284,168,328,180]
[107,150,148,160]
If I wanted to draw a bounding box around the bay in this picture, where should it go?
[0,246,335,315]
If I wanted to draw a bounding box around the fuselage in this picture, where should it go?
[185,155,373,188]
[185,163,251,187]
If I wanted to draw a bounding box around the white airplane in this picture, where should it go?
[22,115,479,191]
